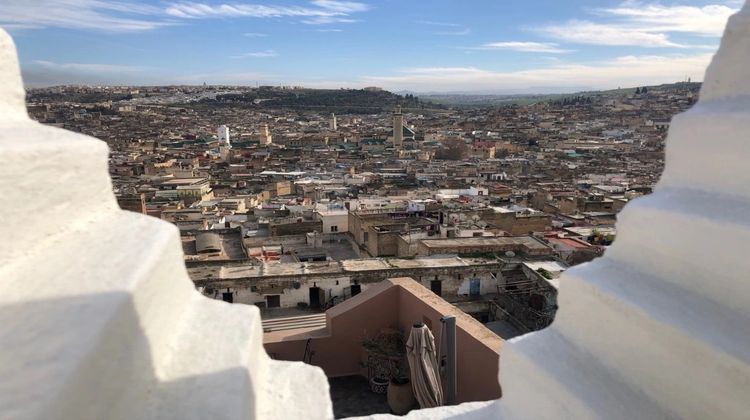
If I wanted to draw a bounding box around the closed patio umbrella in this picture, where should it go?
[406,323,444,408]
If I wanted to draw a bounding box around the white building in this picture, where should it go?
[314,203,349,233]
[217,125,231,161]
[217,125,230,145]
[435,186,488,200]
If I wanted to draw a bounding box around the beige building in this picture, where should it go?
[415,236,552,257]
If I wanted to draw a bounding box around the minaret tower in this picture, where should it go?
[393,106,404,150]
[261,124,272,145]
[217,125,231,161]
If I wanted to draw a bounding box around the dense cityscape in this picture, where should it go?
[4,0,749,417]
[26,82,698,347]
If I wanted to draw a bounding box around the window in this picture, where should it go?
[363,232,369,242]
[330,225,338,232]
[222,292,233,303]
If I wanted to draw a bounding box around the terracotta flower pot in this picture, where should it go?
[387,378,416,415]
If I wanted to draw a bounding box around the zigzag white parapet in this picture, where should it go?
[700,3,750,102]
[400,1,750,418]
[0,27,332,420]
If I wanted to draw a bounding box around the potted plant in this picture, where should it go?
[362,328,402,378]
[362,328,416,414]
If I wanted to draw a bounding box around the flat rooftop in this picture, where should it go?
[419,236,550,251]
[188,255,503,282]
[160,177,207,185]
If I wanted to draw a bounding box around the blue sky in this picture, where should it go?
[1,0,743,92]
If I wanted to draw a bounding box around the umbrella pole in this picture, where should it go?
[441,315,457,405]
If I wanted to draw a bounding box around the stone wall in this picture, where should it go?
[197,262,504,309]
[270,220,323,236]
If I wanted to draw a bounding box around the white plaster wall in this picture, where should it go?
[318,212,349,233]
[208,277,366,308]
[0,28,332,420]
[455,273,497,296]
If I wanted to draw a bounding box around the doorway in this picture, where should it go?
[430,280,442,296]
[266,295,280,308]
[470,279,481,297]
[309,287,321,309]
[222,292,233,303]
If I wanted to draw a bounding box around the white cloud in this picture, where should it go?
[164,1,368,25]
[311,0,369,14]
[599,3,735,36]
[435,28,471,36]
[301,16,357,25]
[478,41,572,53]
[230,50,278,58]
[0,0,173,32]
[537,1,738,48]
[416,20,470,36]
[243,32,268,37]
[540,20,684,48]
[359,53,713,92]
[0,0,370,31]
[416,20,461,27]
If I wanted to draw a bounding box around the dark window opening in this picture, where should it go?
[430,280,442,296]
[222,292,233,303]
[309,287,322,309]
[266,295,281,308]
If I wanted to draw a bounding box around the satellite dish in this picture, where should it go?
[505,251,515,258]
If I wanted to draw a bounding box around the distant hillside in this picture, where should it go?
[196,87,445,114]
[420,82,702,107]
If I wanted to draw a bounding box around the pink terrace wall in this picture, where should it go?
[264,278,502,403]
[395,283,502,403]
[265,282,399,377]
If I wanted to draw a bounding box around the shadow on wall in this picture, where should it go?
[264,278,503,405]
[0,293,258,419]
